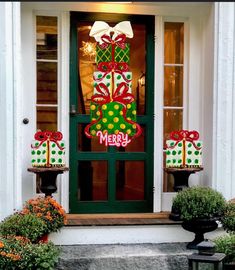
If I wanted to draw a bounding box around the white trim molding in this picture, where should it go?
[0,2,22,220]
[213,2,235,200]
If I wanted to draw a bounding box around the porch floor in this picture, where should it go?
[66,212,182,226]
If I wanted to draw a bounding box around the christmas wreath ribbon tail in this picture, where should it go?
[169,130,201,150]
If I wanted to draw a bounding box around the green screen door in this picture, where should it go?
[69,12,155,213]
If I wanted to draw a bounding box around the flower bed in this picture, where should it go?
[0,196,66,269]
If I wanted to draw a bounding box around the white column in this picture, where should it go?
[213,3,235,200]
[0,2,22,220]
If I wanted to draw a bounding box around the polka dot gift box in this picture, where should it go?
[165,130,203,168]
[31,131,65,167]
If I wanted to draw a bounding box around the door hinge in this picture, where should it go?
[154,35,157,43]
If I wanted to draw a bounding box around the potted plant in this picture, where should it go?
[220,200,235,233]
[0,213,47,243]
[0,235,60,269]
[172,186,226,249]
[215,199,235,269]
[22,196,67,240]
[214,234,235,270]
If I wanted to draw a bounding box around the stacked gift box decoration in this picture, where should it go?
[85,21,141,146]
[165,130,203,168]
[31,131,66,167]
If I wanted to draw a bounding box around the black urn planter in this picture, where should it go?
[182,219,218,249]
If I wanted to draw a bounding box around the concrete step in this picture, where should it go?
[56,243,193,270]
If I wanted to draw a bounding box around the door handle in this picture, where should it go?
[70,105,77,116]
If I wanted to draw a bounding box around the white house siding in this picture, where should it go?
[213,2,235,200]
[0,2,22,220]
[0,2,234,231]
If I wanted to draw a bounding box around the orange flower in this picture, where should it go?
[0,242,4,248]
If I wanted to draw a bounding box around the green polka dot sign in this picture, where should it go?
[165,130,202,168]
[31,131,65,167]
[85,21,141,147]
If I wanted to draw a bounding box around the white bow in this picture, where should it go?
[89,21,133,44]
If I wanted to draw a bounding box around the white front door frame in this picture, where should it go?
[19,2,215,214]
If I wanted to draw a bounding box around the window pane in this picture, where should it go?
[164,22,184,64]
[117,125,145,152]
[78,161,108,201]
[77,23,146,115]
[78,124,107,152]
[116,161,145,201]
[36,106,57,131]
[163,109,183,143]
[36,16,57,60]
[37,62,57,104]
[164,66,183,107]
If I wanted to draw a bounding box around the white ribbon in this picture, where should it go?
[89,21,133,44]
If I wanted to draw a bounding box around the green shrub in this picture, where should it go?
[0,213,47,243]
[0,236,60,270]
[214,234,235,263]
[221,202,235,233]
[172,186,226,221]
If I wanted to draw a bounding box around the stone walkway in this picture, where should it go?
[56,243,195,270]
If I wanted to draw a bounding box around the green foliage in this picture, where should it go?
[22,196,67,234]
[0,213,47,243]
[214,234,235,263]
[172,186,226,221]
[221,202,235,233]
[0,196,65,269]
[0,236,60,270]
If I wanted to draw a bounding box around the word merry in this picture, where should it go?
[96,131,131,147]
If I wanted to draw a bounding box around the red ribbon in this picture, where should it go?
[85,82,141,139]
[99,34,126,50]
[92,82,134,105]
[169,130,201,150]
[94,62,131,83]
[32,131,64,150]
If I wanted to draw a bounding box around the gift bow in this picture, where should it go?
[32,131,64,150]
[92,82,134,106]
[89,21,133,44]
[169,130,201,150]
[94,62,131,83]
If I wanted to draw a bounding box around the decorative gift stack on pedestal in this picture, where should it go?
[165,130,203,168]
[165,130,203,195]
[31,131,66,168]
[85,21,141,147]
[29,131,68,197]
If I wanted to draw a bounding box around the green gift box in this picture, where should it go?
[89,101,137,136]
[96,44,130,64]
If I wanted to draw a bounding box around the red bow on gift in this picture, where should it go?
[169,130,201,150]
[92,82,134,106]
[32,131,64,150]
[99,34,126,49]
